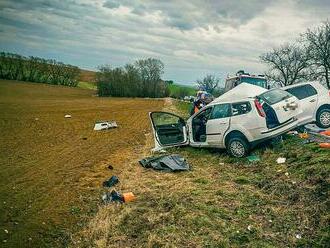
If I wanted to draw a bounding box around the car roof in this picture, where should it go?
[209,83,267,105]
[282,81,322,89]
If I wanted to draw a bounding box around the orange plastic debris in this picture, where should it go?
[122,192,136,203]
[320,130,330,136]
[298,133,309,139]
[319,143,330,148]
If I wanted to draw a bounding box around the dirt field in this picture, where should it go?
[0,80,163,247]
[78,69,97,83]
[1,80,329,248]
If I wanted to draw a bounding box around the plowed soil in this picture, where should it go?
[0,80,163,247]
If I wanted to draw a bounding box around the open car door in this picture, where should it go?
[149,112,189,151]
[258,89,301,125]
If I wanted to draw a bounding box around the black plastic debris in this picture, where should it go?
[102,190,123,203]
[107,165,114,170]
[139,154,190,172]
[102,175,119,187]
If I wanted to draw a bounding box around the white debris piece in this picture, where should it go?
[64,114,72,118]
[295,233,302,239]
[94,121,118,131]
[276,157,286,164]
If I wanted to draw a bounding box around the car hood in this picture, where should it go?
[212,83,267,104]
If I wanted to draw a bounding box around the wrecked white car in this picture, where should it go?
[149,83,301,158]
[283,81,330,128]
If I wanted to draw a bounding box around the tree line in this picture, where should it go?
[0,52,80,86]
[261,21,330,89]
[97,58,170,98]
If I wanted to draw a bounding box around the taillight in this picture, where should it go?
[254,99,266,117]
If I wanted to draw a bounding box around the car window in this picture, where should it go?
[209,104,231,119]
[195,107,212,120]
[258,89,293,105]
[151,112,183,127]
[232,102,251,116]
[285,85,317,100]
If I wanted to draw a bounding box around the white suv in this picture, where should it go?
[283,82,330,128]
[149,83,301,157]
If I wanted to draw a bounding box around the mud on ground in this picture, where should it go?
[0,80,164,247]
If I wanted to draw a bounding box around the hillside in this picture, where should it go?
[78,69,97,83]
[168,83,196,98]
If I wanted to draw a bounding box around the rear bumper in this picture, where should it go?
[261,118,296,134]
[251,118,298,148]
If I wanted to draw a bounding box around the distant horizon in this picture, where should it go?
[1,0,329,85]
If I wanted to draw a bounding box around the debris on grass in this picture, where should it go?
[94,121,118,131]
[107,165,114,170]
[102,190,135,204]
[304,123,326,133]
[102,190,123,204]
[247,155,260,162]
[298,133,309,139]
[295,233,302,239]
[320,130,330,136]
[288,130,298,135]
[276,157,286,164]
[64,114,71,118]
[139,154,190,172]
[102,175,119,187]
[319,142,330,148]
[122,192,136,203]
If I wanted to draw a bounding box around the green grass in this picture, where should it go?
[77,81,97,90]
[72,99,330,247]
[168,83,196,97]
[173,100,192,118]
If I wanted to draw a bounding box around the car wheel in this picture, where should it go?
[227,136,249,158]
[316,108,330,128]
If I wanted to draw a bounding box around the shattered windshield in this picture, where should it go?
[259,89,293,105]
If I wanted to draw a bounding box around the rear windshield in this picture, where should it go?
[258,89,293,105]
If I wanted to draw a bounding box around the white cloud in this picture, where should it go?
[0,0,329,84]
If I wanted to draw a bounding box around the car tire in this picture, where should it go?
[227,136,249,158]
[316,107,330,128]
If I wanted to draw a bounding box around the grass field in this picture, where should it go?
[168,83,196,97]
[72,101,329,247]
[77,81,97,91]
[0,79,329,247]
[0,80,163,247]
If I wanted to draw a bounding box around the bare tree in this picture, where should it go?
[303,21,330,89]
[260,43,310,86]
[196,74,220,94]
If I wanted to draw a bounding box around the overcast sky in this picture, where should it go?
[0,0,329,85]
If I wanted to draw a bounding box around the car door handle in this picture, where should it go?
[310,99,316,103]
